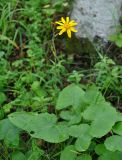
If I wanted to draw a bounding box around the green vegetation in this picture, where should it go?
[0,0,122,160]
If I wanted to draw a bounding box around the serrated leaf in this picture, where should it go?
[0,118,20,148]
[56,84,85,110]
[105,135,122,152]
[60,145,77,160]
[9,112,69,143]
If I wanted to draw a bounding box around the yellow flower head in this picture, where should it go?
[55,17,78,38]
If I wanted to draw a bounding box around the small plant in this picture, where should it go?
[1,83,121,159]
[109,31,122,47]
[94,55,122,95]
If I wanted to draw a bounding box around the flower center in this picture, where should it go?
[64,23,70,29]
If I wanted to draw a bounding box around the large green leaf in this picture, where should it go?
[68,124,92,152]
[105,135,122,152]
[9,112,69,143]
[83,102,117,121]
[60,145,77,160]
[56,84,85,110]
[83,102,117,138]
[0,118,20,148]
[90,112,117,138]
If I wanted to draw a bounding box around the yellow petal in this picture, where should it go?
[66,17,70,23]
[69,20,75,24]
[70,22,78,26]
[59,28,66,35]
[56,26,64,29]
[61,17,66,23]
[55,21,63,25]
[69,20,78,26]
[67,29,71,38]
[70,27,78,32]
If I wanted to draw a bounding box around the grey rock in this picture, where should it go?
[71,0,122,41]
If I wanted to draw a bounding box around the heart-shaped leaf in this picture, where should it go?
[9,112,69,143]
[56,84,85,110]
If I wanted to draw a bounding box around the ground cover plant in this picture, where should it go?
[0,0,122,160]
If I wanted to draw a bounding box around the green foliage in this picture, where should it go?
[113,122,122,135]
[11,151,26,160]
[0,92,6,104]
[105,135,122,152]
[9,112,69,143]
[94,55,122,94]
[0,0,121,159]
[60,145,77,160]
[77,154,92,160]
[56,84,85,110]
[0,118,20,148]
[3,84,122,159]
[109,33,122,47]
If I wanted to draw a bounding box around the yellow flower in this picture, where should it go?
[55,17,78,38]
